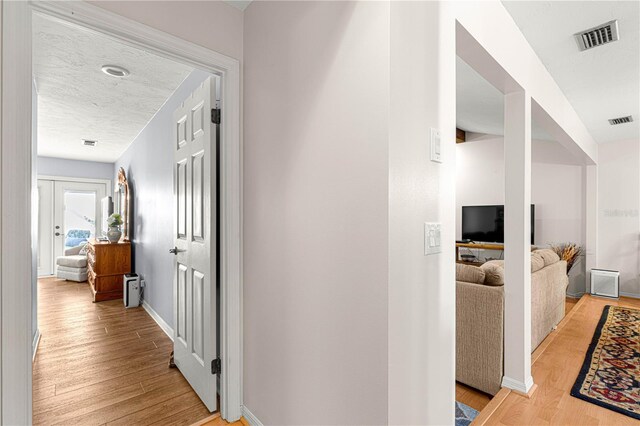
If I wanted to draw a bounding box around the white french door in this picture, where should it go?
[37,180,54,276]
[37,179,107,276]
[172,76,218,412]
[53,181,106,261]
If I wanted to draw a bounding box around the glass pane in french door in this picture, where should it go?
[63,190,96,249]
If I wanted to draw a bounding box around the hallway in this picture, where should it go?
[33,277,211,425]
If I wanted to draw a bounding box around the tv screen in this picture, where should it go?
[462,205,535,244]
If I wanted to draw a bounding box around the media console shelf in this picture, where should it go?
[456,243,504,265]
[455,242,538,265]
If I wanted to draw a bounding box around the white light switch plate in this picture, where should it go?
[430,128,442,163]
[424,222,442,255]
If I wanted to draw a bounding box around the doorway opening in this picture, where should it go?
[0,1,242,423]
[37,177,110,277]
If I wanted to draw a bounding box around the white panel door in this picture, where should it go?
[53,181,107,262]
[37,180,54,276]
[172,76,218,412]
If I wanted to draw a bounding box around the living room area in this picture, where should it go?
[452,2,640,424]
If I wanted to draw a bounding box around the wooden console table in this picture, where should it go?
[456,243,504,265]
[456,242,539,265]
[86,239,131,302]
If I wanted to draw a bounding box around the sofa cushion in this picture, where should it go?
[456,263,485,284]
[57,265,88,274]
[481,261,504,286]
[56,255,87,268]
[534,249,560,267]
[531,252,545,272]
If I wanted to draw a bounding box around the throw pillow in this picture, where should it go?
[78,241,89,256]
[531,252,545,272]
[480,261,504,286]
[534,249,560,267]
[456,263,486,284]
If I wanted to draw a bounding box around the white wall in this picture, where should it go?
[388,2,457,424]
[456,134,586,295]
[456,134,584,245]
[32,80,39,353]
[597,138,640,296]
[37,156,114,181]
[243,2,389,424]
[91,1,243,61]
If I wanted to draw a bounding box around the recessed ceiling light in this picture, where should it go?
[101,65,130,78]
[83,139,97,147]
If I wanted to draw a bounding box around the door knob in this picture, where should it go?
[55,232,61,236]
[55,225,60,229]
[169,247,179,255]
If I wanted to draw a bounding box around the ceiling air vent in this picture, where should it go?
[574,20,619,51]
[608,116,633,125]
[83,139,97,147]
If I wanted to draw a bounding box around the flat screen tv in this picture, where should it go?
[462,205,535,244]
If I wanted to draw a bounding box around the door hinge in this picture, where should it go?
[211,358,221,375]
[211,108,221,125]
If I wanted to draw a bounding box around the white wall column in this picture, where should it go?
[1,1,34,424]
[502,90,534,394]
[389,2,456,424]
[584,165,598,293]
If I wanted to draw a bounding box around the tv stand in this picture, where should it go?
[456,242,504,265]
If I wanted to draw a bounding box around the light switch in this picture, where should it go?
[424,222,442,255]
[430,128,442,163]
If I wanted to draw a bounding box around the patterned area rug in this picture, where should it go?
[455,401,479,426]
[571,305,640,420]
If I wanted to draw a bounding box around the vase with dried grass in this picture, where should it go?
[550,243,584,274]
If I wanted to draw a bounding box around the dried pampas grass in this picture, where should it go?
[551,243,584,274]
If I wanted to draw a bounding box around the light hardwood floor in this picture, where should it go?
[477,294,640,425]
[33,277,236,425]
[456,297,583,413]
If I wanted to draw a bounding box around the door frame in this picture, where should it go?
[1,1,243,423]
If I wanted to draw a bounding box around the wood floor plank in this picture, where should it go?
[33,277,213,425]
[106,389,206,426]
[60,378,193,425]
[479,295,640,425]
[148,403,213,426]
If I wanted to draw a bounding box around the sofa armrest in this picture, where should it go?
[456,281,504,395]
[64,245,83,256]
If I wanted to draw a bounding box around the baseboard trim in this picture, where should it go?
[32,329,41,362]
[500,376,534,395]
[142,300,174,341]
[242,406,264,426]
[473,387,511,426]
[619,292,640,299]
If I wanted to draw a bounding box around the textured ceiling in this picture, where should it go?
[458,1,639,145]
[33,14,193,162]
[502,0,639,143]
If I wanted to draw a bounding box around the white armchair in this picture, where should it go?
[56,244,88,282]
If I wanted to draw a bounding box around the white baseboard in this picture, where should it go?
[620,292,640,299]
[142,300,174,341]
[32,329,41,362]
[242,406,263,426]
[501,375,534,394]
